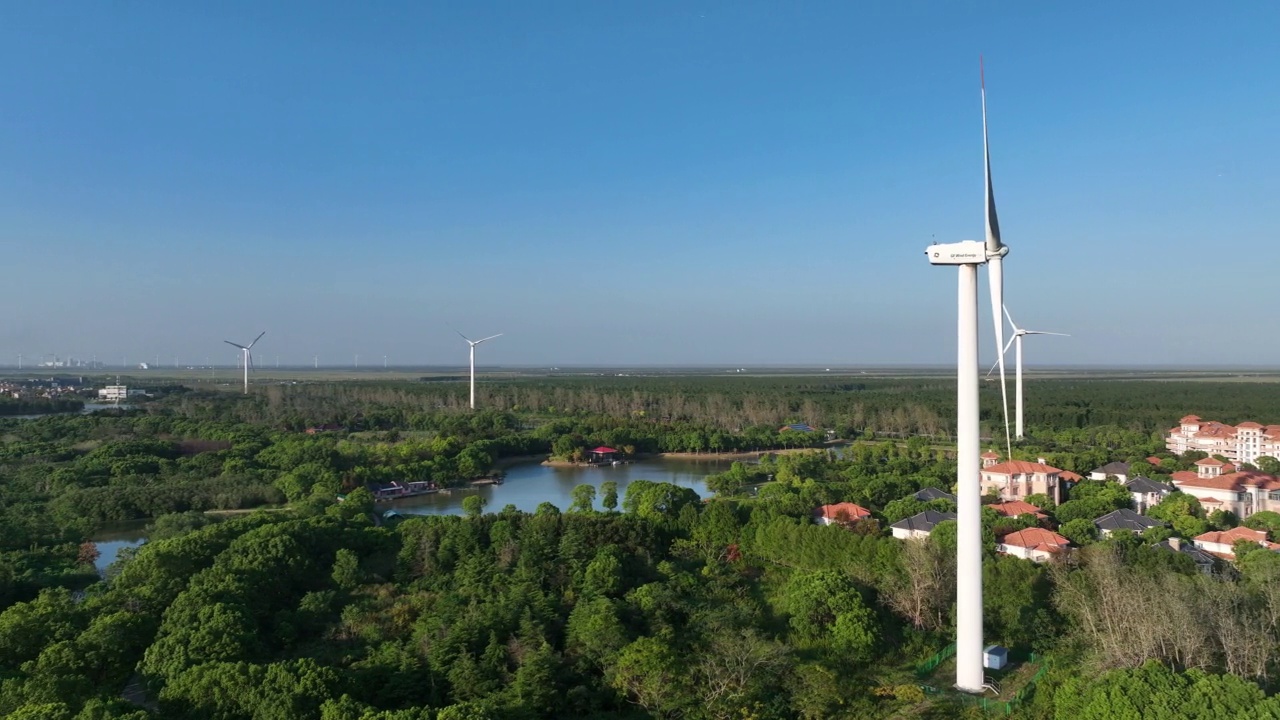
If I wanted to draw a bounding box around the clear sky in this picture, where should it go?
[2,2,1278,368]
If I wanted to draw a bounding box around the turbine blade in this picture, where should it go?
[248,331,266,349]
[984,335,1016,379]
[983,60,1011,456]
[474,333,503,345]
[446,323,471,343]
[983,60,1002,254]
[224,341,247,350]
[1003,304,1019,332]
[1024,331,1069,337]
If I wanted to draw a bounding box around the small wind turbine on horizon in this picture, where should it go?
[987,306,1069,439]
[451,326,502,410]
[923,58,1013,694]
[223,331,265,394]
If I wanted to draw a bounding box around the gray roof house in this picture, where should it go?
[1124,476,1175,513]
[1089,461,1132,482]
[1156,537,1217,574]
[890,510,957,540]
[1094,508,1166,536]
[914,487,957,503]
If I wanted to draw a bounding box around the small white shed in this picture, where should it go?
[983,645,1008,670]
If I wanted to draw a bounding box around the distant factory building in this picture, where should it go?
[98,385,146,401]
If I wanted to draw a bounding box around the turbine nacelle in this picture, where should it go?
[926,240,988,265]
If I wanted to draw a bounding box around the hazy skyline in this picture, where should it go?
[3,3,1278,367]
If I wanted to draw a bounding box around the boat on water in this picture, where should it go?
[370,480,439,502]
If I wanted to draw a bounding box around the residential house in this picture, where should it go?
[1170,459,1280,519]
[1155,537,1218,574]
[890,510,956,540]
[988,501,1047,520]
[1089,461,1131,482]
[815,502,872,526]
[997,527,1071,562]
[1191,526,1280,561]
[1166,415,1280,465]
[1124,476,1175,513]
[981,451,1001,468]
[914,487,956,503]
[1094,508,1166,537]
[980,459,1066,504]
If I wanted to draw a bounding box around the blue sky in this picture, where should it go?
[2,2,1278,368]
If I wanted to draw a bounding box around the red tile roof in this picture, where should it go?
[1060,470,1084,482]
[1237,421,1263,429]
[982,460,1063,476]
[1000,527,1070,550]
[1195,457,1226,466]
[1180,415,1202,423]
[981,451,1000,459]
[1173,471,1280,492]
[1146,456,1163,465]
[989,501,1047,518]
[1193,526,1271,546]
[816,502,871,522]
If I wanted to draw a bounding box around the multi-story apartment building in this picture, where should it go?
[1166,415,1280,465]
[980,459,1066,504]
[1170,458,1280,519]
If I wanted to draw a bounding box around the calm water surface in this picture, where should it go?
[387,456,734,516]
[83,456,740,565]
[89,523,148,576]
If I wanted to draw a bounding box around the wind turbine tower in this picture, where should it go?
[990,306,1069,439]
[453,328,502,410]
[223,331,265,394]
[924,60,1012,694]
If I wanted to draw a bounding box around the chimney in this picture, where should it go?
[1169,537,1181,551]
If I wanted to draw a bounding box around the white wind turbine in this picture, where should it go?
[452,327,502,410]
[987,306,1069,439]
[923,59,1012,694]
[223,331,265,395]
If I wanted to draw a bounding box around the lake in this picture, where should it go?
[386,455,735,516]
[89,523,148,576]
[84,455,742,565]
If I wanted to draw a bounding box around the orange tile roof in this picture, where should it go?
[1195,457,1226,466]
[1237,421,1263,429]
[816,502,871,522]
[1180,415,1203,423]
[1193,526,1270,546]
[1060,470,1083,481]
[1146,456,1163,465]
[989,501,1046,518]
[1173,471,1280,492]
[981,451,1000,459]
[1000,527,1070,550]
[982,460,1063,476]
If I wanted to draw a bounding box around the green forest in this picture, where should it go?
[2,375,1280,719]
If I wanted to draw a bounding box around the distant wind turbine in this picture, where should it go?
[452,326,502,409]
[987,306,1069,439]
[223,331,265,394]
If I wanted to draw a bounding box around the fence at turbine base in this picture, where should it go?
[915,643,957,677]
[917,649,1047,715]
